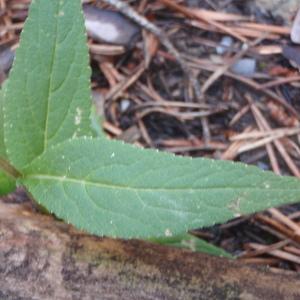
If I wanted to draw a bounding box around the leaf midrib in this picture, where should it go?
[43,2,60,152]
[24,174,296,193]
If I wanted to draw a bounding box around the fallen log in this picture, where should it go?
[0,193,300,300]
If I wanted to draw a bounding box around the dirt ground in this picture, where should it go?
[1,0,300,272]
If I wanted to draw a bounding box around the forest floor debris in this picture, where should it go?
[1,0,300,272]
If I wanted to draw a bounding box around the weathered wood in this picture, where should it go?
[0,193,300,300]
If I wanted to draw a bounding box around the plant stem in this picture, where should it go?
[0,158,21,179]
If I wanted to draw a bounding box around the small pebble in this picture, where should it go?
[83,5,140,48]
[216,36,233,55]
[282,45,300,69]
[0,47,14,73]
[120,99,131,112]
[230,58,256,77]
[291,8,300,44]
[257,162,269,171]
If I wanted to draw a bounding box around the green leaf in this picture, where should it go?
[0,87,16,195]
[90,105,105,138]
[3,0,92,170]
[152,233,233,258]
[0,87,8,159]
[21,137,300,238]
[0,170,16,196]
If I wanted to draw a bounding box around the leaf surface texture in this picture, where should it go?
[22,138,300,238]
[4,0,92,169]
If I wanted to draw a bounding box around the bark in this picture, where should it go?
[0,193,300,300]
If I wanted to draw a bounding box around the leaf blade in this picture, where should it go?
[151,233,233,258]
[4,0,92,169]
[0,87,7,160]
[0,170,16,196]
[22,137,300,238]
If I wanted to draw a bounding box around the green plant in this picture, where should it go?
[1,0,300,240]
[151,233,233,258]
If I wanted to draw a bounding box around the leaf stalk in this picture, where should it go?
[0,157,21,179]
